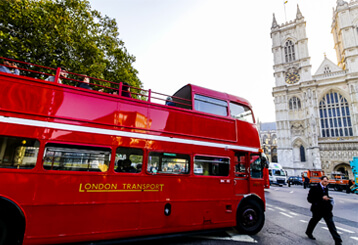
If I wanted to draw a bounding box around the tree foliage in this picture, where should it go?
[0,0,141,89]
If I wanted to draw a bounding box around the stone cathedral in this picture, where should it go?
[270,0,358,178]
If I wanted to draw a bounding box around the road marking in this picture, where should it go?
[267,207,275,211]
[280,212,293,218]
[194,234,257,243]
[266,204,273,207]
[321,227,342,234]
[289,212,299,216]
[319,221,325,224]
[300,220,308,223]
[336,226,355,234]
[289,191,294,193]
[351,237,358,241]
[275,207,287,212]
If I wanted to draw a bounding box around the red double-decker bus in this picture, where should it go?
[0,57,267,245]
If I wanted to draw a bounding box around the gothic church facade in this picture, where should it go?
[270,0,358,178]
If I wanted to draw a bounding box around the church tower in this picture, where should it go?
[332,0,358,73]
[270,5,321,175]
[271,5,312,87]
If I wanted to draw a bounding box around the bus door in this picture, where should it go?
[233,152,249,196]
[191,155,234,226]
[140,151,194,230]
[248,154,265,197]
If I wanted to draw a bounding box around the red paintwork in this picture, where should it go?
[0,67,265,244]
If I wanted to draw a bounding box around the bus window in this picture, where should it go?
[115,147,143,173]
[230,102,254,123]
[43,144,110,172]
[0,136,39,169]
[194,156,229,176]
[194,94,228,116]
[235,152,247,177]
[250,154,263,178]
[147,152,190,174]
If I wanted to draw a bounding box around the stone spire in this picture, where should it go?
[272,13,278,29]
[296,4,303,20]
[337,0,347,6]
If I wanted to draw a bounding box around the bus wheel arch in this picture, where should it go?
[235,195,265,235]
[0,197,25,245]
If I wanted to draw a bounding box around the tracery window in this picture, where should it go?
[284,40,295,62]
[319,91,353,137]
[289,96,301,110]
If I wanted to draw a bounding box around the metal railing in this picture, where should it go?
[0,57,192,108]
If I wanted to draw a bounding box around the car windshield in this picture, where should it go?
[273,169,285,176]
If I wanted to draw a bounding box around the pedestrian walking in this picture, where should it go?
[305,175,342,245]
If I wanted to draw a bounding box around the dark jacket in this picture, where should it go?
[78,82,92,90]
[307,183,333,216]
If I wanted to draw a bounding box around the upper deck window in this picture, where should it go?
[43,143,111,172]
[194,94,228,116]
[0,135,39,169]
[230,102,254,123]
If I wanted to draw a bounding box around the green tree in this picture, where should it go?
[0,0,142,90]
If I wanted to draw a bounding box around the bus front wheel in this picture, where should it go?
[236,200,265,235]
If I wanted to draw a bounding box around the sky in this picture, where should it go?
[89,0,339,123]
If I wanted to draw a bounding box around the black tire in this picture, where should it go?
[0,219,8,245]
[0,217,23,245]
[236,200,265,235]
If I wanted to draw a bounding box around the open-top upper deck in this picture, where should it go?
[0,57,260,152]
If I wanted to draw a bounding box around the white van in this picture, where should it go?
[268,163,287,186]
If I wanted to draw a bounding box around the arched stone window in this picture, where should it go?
[300,145,306,162]
[319,91,353,137]
[289,96,301,110]
[284,40,295,62]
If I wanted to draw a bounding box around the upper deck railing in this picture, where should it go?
[0,56,192,108]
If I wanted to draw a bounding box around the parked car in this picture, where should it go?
[288,176,303,186]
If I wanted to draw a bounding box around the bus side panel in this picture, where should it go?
[0,78,120,129]
[236,121,260,148]
[24,174,143,243]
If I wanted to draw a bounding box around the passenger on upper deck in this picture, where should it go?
[121,82,131,98]
[0,59,20,75]
[46,67,68,84]
[165,96,175,106]
[78,76,92,90]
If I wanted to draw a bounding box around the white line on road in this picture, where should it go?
[267,207,275,211]
[351,237,358,241]
[275,207,287,212]
[289,212,299,216]
[321,227,342,234]
[194,234,257,243]
[289,191,294,193]
[336,226,355,234]
[300,220,308,223]
[280,212,293,218]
